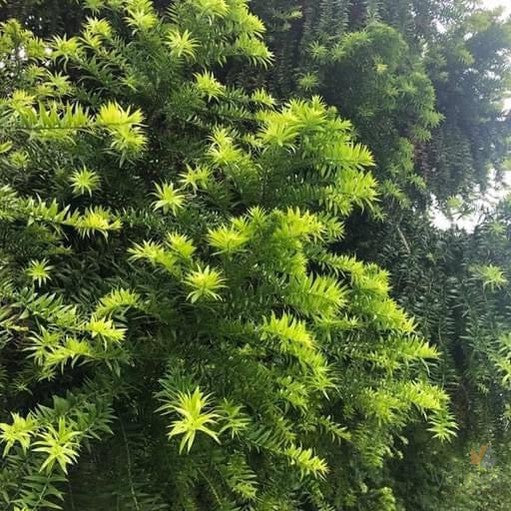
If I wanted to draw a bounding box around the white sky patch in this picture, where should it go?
[482,0,511,14]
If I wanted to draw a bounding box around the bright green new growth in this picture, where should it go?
[158,387,221,453]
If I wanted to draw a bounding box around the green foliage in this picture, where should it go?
[242,1,511,507]
[250,0,511,205]
[157,387,221,454]
[424,8,511,199]
[0,1,450,510]
[1,0,511,509]
[371,195,511,509]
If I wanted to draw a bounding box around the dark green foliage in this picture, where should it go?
[251,0,511,205]
[424,9,511,199]
[371,200,511,509]
[0,0,82,37]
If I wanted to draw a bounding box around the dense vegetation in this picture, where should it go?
[0,0,510,509]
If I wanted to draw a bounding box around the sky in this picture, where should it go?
[483,0,511,14]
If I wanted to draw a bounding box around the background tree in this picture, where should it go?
[250,0,511,206]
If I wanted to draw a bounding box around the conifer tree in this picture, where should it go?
[250,0,511,205]
[371,197,511,509]
[0,1,452,509]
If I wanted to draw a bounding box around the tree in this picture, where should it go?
[370,196,511,509]
[0,0,82,38]
[0,1,451,509]
[423,7,511,200]
[246,1,511,508]
[250,0,511,205]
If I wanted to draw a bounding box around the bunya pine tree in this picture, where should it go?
[0,1,455,510]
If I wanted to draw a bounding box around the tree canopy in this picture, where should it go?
[0,0,510,510]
